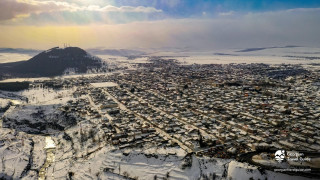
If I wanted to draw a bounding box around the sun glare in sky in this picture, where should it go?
[0,0,320,50]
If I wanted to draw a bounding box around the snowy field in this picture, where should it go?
[0,98,10,109]
[18,87,76,105]
[0,73,114,83]
[227,161,312,180]
[0,77,51,83]
[52,142,230,180]
[168,55,318,65]
[154,47,320,65]
[1,87,77,134]
[91,82,118,88]
[156,46,320,65]
[1,46,320,66]
[1,46,320,84]
[0,128,46,179]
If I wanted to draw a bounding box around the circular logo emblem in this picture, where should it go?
[275,150,286,162]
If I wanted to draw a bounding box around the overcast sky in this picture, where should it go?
[0,0,320,50]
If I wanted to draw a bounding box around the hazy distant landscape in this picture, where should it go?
[1,46,320,65]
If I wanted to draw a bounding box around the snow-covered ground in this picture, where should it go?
[159,46,320,65]
[0,73,115,83]
[148,46,320,61]
[1,46,320,66]
[1,46,320,84]
[53,144,230,180]
[91,82,118,88]
[1,87,77,134]
[18,87,76,105]
[0,98,10,109]
[0,128,46,179]
[1,87,75,106]
[95,47,320,73]
[0,77,51,83]
[227,161,312,180]
[167,55,316,65]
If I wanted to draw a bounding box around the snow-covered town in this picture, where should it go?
[1,56,319,180]
[2,0,320,179]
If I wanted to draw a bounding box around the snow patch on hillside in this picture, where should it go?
[227,160,311,180]
[0,129,46,179]
[0,98,10,109]
[65,146,230,180]
[18,87,75,105]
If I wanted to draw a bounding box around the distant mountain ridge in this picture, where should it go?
[0,47,102,78]
[0,48,41,55]
[86,48,145,56]
[0,47,146,57]
[235,45,301,52]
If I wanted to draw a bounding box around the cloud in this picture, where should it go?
[88,5,162,13]
[0,0,79,20]
[0,0,162,21]
[285,7,320,13]
[86,48,145,56]
[218,11,234,16]
[0,8,319,50]
[0,47,41,55]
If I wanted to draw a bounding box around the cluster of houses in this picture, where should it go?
[101,60,320,157]
[34,59,319,158]
[61,85,181,152]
